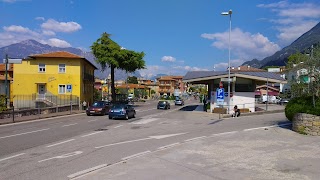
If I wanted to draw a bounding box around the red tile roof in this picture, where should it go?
[29,51,83,58]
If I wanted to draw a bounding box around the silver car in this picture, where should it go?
[175,98,184,106]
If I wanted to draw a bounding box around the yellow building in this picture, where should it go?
[13,51,97,109]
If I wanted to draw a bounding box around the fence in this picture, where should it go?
[13,94,80,110]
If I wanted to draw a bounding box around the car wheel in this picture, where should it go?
[132,112,136,118]
[125,114,129,120]
[108,116,112,119]
[87,113,90,116]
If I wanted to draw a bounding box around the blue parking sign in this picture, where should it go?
[216,88,224,105]
[67,84,72,93]
[216,88,224,100]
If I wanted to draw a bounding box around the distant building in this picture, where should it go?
[157,76,185,96]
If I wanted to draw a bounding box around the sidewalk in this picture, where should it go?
[0,110,85,125]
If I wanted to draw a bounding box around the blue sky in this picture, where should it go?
[1,0,320,78]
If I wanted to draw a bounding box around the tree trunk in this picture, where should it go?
[111,65,116,103]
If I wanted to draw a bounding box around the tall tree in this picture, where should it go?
[91,32,145,102]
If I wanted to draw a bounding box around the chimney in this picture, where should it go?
[247,65,250,69]
[238,66,240,70]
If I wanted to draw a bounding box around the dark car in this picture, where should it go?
[157,100,171,110]
[174,97,184,106]
[108,104,136,120]
[86,101,111,116]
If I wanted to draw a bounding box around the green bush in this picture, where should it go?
[285,96,320,121]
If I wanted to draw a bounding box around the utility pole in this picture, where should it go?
[5,54,8,107]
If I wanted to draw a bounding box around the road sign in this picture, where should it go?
[66,84,72,93]
[216,88,224,105]
[3,58,22,64]
[221,77,236,82]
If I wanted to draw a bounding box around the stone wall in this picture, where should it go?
[292,113,320,136]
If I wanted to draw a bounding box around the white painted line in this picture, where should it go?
[81,131,103,138]
[121,151,151,161]
[114,125,123,128]
[95,137,151,149]
[39,151,82,163]
[136,108,157,112]
[184,136,207,142]
[62,123,78,127]
[210,131,238,137]
[157,143,180,150]
[0,128,50,139]
[243,123,292,131]
[88,119,98,122]
[46,139,75,148]
[0,153,25,162]
[67,164,109,179]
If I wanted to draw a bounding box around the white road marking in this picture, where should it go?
[62,123,78,127]
[184,136,207,142]
[157,143,180,150]
[243,123,292,131]
[0,128,50,139]
[136,108,157,112]
[88,119,99,122]
[46,139,75,148]
[121,151,151,161]
[131,118,159,124]
[95,137,151,149]
[38,151,83,163]
[81,131,103,137]
[210,131,238,137]
[114,125,123,128]
[68,164,109,179]
[0,153,25,162]
[95,132,187,149]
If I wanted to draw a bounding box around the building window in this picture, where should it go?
[59,64,66,73]
[39,64,46,72]
[58,85,66,94]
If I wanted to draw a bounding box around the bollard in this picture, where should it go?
[12,106,15,123]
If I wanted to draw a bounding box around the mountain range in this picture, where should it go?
[242,22,320,68]
[0,39,141,80]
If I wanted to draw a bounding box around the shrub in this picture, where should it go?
[285,95,320,121]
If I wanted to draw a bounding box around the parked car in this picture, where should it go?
[108,103,136,120]
[86,101,111,116]
[277,98,290,105]
[174,97,184,106]
[157,100,170,110]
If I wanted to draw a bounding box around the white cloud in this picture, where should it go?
[213,59,245,71]
[4,25,32,33]
[42,30,56,36]
[139,65,208,79]
[201,28,280,60]
[257,1,320,45]
[47,38,71,48]
[35,17,45,21]
[161,56,176,62]
[41,19,82,33]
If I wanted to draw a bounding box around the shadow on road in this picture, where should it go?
[178,105,198,111]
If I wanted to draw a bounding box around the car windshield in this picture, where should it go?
[92,102,105,107]
[112,104,126,109]
[159,101,166,104]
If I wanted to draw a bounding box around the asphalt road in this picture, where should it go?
[0,99,292,180]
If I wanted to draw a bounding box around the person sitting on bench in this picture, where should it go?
[232,105,240,117]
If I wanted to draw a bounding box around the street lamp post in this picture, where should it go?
[221,9,232,114]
